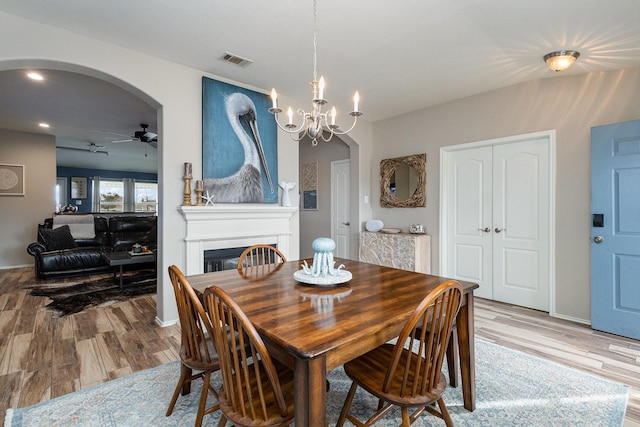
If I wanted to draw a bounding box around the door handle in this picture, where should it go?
[342,222,350,226]
[594,235,604,243]
[495,228,506,233]
[478,227,490,233]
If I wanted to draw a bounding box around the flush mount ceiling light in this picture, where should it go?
[544,50,580,72]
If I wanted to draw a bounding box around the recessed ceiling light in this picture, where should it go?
[39,123,50,128]
[27,71,44,81]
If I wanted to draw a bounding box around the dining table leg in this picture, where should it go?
[457,292,476,411]
[293,355,327,426]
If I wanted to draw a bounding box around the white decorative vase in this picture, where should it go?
[279,181,296,207]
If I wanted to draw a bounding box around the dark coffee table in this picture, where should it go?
[102,251,156,289]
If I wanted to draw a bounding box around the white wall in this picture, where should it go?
[0,11,312,324]
[372,68,640,322]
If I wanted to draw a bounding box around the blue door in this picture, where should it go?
[591,120,640,340]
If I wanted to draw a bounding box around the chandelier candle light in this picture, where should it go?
[268,0,362,146]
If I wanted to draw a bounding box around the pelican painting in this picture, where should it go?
[202,78,278,203]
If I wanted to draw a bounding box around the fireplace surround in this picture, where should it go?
[179,205,297,275]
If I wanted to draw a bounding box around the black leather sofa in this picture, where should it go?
[27,215,157,279]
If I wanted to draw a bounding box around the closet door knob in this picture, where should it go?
[478,227,490,233]
[495,228,506,233]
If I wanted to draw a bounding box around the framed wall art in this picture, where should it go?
[202,77,278,203]
[300,161,318,210]
[0,164,25,196]
[70,176,87,199]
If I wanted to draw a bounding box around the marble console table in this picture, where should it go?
[359,231,431,274]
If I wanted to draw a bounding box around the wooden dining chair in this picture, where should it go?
[417,324,459,387]
[236,244,287,272]
[166,265,221,427]
[336,280,463,427]
[203,285,295,427]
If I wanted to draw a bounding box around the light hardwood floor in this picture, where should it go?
[1,267,638,426]
[475,298,640,427]
[0,267,181,425]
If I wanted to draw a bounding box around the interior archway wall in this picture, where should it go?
[0,59,162,110]
[0,58,172,316]
[298,132,361,260]
[0,12,314,324]
[0,11,377,323]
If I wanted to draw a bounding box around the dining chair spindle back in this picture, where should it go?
[337,280,463,427]
[166,265,221,427]
[203,285,295,427]
[236,244,287,272]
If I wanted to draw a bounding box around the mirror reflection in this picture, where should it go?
[390,164,418,200]
[380,153,426,208]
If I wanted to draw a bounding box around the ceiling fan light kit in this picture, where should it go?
[87,142,105,152]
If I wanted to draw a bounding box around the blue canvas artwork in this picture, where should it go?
[202,77,278,203]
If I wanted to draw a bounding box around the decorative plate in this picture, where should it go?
[380,228,402,234]
[293,269,352,287]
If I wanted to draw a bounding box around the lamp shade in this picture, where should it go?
[544,50,580,72]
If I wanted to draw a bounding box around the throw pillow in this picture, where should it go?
[39,225,78,251]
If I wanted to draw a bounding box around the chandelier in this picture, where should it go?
[268,0,362,146]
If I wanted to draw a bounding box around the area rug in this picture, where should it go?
[28,270,156,317]
[5,340,628,426]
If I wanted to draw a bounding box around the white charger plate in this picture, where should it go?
[293,269,352,287]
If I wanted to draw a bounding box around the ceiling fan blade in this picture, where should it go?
[57,146,109,156]
[89,129,134,140]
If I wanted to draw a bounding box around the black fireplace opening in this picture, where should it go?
[204,244,277,272]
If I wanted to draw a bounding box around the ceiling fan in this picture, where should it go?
[111,123,158,145]
[57,142,109,155]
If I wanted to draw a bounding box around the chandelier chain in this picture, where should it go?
[313,0,318,82]
[268,0,362,145]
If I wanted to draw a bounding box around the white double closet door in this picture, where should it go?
[441,133,552,311]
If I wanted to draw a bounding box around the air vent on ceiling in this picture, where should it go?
[221,52,253,67]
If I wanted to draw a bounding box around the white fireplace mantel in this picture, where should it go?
[179,205,298,275]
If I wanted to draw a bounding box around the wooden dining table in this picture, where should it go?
[188,258,479,426]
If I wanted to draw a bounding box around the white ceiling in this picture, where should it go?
[0,69,158,173]
[1,0,639,172]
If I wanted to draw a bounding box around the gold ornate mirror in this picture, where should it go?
[380,153,426,208]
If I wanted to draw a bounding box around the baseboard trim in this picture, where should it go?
[0,264,31,270]
[553,312,590,326]
[155,316,178,328]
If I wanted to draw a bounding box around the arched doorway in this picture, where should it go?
[298,132,360,260]
[0,59,163,305]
